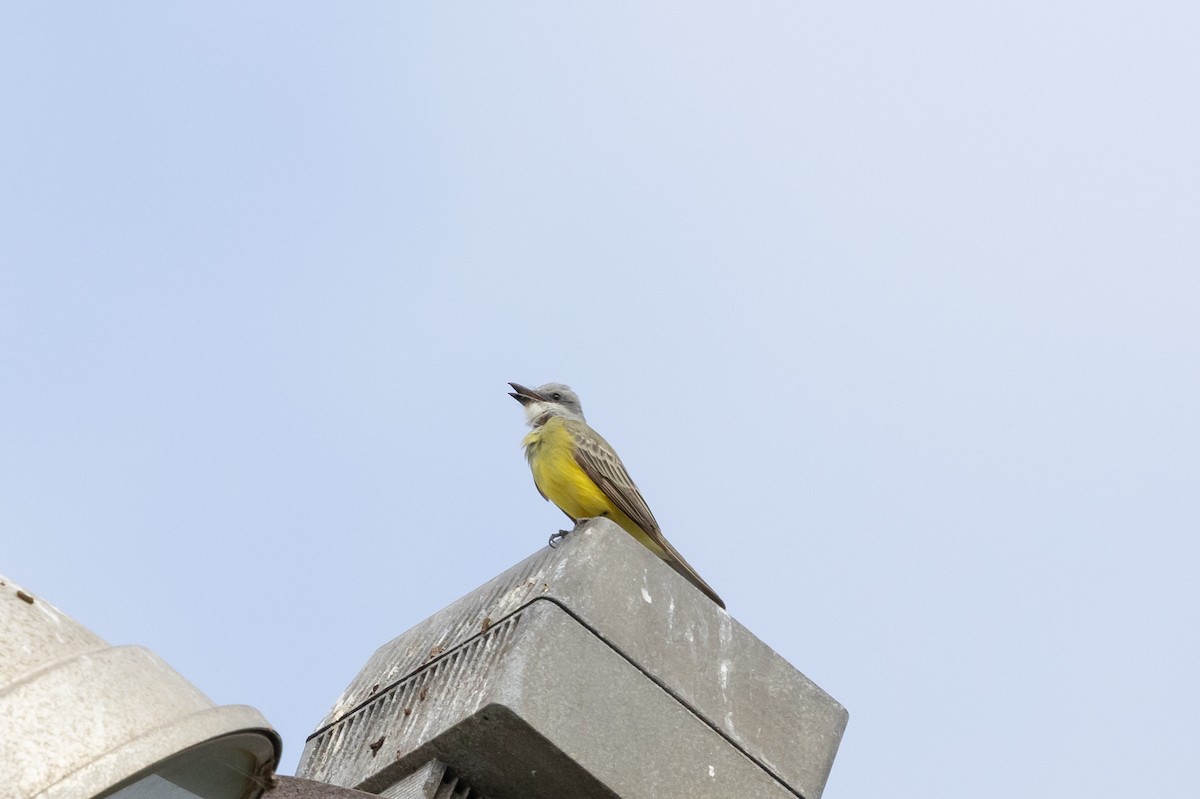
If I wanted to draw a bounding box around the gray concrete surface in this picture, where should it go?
[297,520,847,799]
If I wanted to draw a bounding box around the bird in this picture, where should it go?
[508,381,725,608]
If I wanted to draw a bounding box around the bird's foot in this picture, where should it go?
[548,518,590,548]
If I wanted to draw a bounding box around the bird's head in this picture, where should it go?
[508,382,586,425]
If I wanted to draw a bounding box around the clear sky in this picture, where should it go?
[3,4,1197,797]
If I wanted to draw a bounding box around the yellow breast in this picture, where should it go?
[523,417,621,523]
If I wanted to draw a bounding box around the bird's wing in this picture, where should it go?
[566,420,661,537]
[567,420,725,608]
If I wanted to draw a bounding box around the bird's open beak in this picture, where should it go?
[508,382,546,406]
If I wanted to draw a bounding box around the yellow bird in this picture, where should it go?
[509,381,724,608]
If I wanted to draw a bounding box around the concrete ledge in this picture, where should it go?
[298,520,847,799]
[274,776,381,799]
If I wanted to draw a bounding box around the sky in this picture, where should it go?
[2,3,1198,797]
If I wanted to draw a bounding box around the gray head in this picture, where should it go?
[508,382,586,424]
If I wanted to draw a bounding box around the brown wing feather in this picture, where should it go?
[565,419,725,608]
[566,421,660,535]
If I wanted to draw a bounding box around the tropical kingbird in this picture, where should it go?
[508,381,725,608]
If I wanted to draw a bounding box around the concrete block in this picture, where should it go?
[297,520,846,799]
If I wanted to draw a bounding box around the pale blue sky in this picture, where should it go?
[3,4,1198,796]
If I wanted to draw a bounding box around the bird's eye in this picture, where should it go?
[551,392,562,401]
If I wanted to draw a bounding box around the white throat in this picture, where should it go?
[523,400,556,426]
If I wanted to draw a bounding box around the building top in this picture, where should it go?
[299,520,847,799]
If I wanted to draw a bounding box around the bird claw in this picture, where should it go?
[549,518,589,548]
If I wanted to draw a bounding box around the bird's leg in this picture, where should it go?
[548,517,587,548]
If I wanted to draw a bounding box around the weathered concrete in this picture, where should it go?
[298,520,847,799]
[376,760,490,799]
[274,776,382,799]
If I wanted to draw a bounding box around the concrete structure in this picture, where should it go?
[297,520,847,799]
[0,574,280,799]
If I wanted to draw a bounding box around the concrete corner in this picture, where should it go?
[297,520,846,798]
